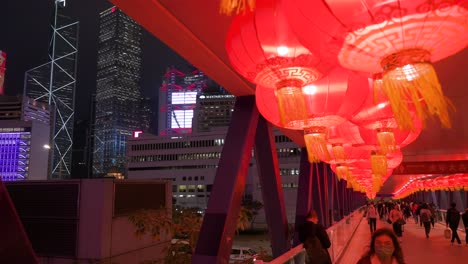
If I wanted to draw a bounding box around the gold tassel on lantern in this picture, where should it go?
[220,0,255,15]
[371,151,387,177]
[372,174,383,193]
[276,80,308,129]
[332,143,346,162]
[376,128,396,155]
[304,127,330,163]
[335,164,349,181]
[380,48,455,131]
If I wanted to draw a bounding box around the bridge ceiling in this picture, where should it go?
[111,0,468,195]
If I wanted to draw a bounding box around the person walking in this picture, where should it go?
[356,228,406,264]
[446,202,462,245]
[367,203,378,234]
[462,208,468,246]
[419,204,432,238]
[411,202,419,224]
[429,203,436,228]
[389,205,404,242]
[298,210,332,264]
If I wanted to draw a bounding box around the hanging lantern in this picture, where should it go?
[256,67,368,162]
[334,164,349,181]
[220,0,255,15]
[371,151,387,177]
[284,0,467,131]
[225,0,334,129]
[331,144,346,162]
[353,82,423,154]
[304,126,330,163]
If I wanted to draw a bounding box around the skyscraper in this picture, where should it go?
[23,0,78,179]
[93,6,143,176]
[158,66,209,135]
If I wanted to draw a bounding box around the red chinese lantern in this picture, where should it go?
[256,67,368,162]
[225,0,334,129]
[352,83,423,154]
[284,0,467,131]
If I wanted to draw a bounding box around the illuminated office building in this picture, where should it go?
[0,96,51,181]
[193,86,235,133]
[23,0,78,179]
[92,6,143,176]
[128,81,300,226]
[158,67,209,135]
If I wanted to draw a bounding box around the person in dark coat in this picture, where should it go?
[462,208,468,246]
[298,210,331,264]
[357,228,405,264]
[446,202,461,245]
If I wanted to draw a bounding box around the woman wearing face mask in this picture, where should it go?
[357,228,405,264]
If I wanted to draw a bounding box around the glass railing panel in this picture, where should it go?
[255,207,365,264]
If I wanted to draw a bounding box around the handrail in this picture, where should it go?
[435,209,466,231]
[253,244,305,264]
[255,207,365,264]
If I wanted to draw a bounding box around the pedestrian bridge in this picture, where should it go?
[259,209,468,264]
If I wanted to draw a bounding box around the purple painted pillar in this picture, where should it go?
[312,163,327,225]
[293,148,313,246]
[336,180,345,220]
[323,165,331,228]
[350,191,355,211]
[436,191,442,207]
[331,172,339,223]
[192,96,259,264]
[0,180,38,263]
[342,181,349,216]
[254,116,290,257]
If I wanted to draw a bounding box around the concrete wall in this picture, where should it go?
[38,179,172,263]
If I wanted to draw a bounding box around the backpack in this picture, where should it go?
[304,236,331,264]
[420,211,430,223]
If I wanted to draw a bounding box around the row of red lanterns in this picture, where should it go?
[394,174,468,199]
[223,0,467,197]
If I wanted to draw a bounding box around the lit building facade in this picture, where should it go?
[93,6,143,176]
[158,67,209,135]
[126,129,301,227]
[0,50,6,95]
[23,1,78,179]
[193,86,235,133]
[0,96,52,181]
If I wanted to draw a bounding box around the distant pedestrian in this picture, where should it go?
[411,202,419,224]
[357,228,406,264]
[428,203,436,228]
[389,205,404,242]
[367,203,378,234]
[446,202,462,245]
[419,204,432,238]
[298,210,332,264]
[462,208,468,246]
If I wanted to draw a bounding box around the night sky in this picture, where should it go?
[1,0,188,120]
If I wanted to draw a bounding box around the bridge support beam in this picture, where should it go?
[254,116,290,257]
[193,96,259,264]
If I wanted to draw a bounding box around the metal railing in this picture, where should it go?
[436,209,466,231]
[254,207,365,264]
